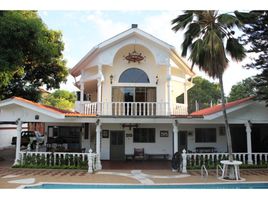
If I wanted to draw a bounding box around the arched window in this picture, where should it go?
[119,68,150,83]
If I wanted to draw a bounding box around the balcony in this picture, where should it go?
[76,102,188,116]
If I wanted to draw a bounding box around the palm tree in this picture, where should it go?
[172,11,253,161]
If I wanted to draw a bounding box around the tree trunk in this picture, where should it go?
[219,74,233,161]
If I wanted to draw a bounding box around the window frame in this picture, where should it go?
[195,128,217,143]
[133,128,156,143]
[119,68,150,83]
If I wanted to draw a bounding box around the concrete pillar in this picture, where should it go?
[167,61,172,115]
[97,65,103,115]
[80,82,84,102]
[182,149,187,173]
[245,121,253,164]
[14,119,22,165]
[95,120,102,170]
[96,121,101,155]
[173,121,179,154]
[184,77,188,106]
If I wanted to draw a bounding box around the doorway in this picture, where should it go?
[110,131,125,160]
[178,131,188,153]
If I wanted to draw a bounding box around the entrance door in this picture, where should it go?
[178,131,188,153]
[110,131,125,160]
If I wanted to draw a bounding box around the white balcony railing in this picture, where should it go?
[173,103,188,115]
[76,101,188,116]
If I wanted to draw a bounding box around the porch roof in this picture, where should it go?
[0,97,96,118]
[190,96,254,117]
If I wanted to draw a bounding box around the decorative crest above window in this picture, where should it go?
[123,45,145,63]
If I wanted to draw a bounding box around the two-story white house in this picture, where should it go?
[1,24,268,170]
[70,24,195,161]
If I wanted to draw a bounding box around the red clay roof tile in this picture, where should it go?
[190,96,254,116]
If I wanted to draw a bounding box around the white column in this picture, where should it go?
[245,121,253,164]
[182,149,187,173]
[184,77,188,106]
[173,121,178,154]
[97,65,103,115]
[95,120,102,170]
[96,121,101,155]
[14,119,22,165]
[167,61,172,115]
[80,82,84,102]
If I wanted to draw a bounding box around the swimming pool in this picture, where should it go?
[24,182,268,189]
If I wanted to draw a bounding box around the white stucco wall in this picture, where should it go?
[179,124,227,153]
[100,123,173,160]
[81,35,188,104]
[0,124,27,149]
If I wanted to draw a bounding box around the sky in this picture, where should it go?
[37,10,259,95]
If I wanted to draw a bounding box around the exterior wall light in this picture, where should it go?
[156,75,159,85]
[35,115,39,120]
[110,75,113,84]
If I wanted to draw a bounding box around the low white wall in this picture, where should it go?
[0,124,27,149]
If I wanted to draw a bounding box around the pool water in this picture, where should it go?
[25,182,268,189]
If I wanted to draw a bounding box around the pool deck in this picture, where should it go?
[1,167,268,188]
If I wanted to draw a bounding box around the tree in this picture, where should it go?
[228,77,257,102]
[177,77,221,113]
[0,11,68,102]
[241,11,268,106]
[172,10,253,162]
[41,90,76,111]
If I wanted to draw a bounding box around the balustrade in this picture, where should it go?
[81,101,187,116]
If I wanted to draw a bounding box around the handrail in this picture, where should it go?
[201,164,208,179]
[216,164,223,178]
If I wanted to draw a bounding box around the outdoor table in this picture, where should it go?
[220,160,242,180]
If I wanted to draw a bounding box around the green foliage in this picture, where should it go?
[171,10,251,78]
[241,11,268,106]
[228,77,257,102]
[14,153,88,170]
[41,90,76,111]
[177,77,221,113]
[172,10,254,161]
[0,11,68,101]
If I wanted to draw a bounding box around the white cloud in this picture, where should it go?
[86,11,128,40]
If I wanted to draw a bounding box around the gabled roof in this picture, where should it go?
[0,97,95,118]
[190,96,254,117]
[70,25,194,77]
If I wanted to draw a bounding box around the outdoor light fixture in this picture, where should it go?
[110,74,113,84]
[156,75,159,85]
[35,115,39,120]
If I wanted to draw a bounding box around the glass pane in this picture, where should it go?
[135,87,146,102]
[195,128,216,143]
[119,68,150,83]
[123,88,134,102]
[133,128,155,143]
[146,88,156,102]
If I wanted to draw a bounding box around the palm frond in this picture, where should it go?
[217,14,239,28]
[189,39,205,67]
[171,11,194,32]
[226,38,246,61]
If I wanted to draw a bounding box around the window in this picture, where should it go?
[119,68,150,83]
[195,128,216,143]
[112,87,156,102]
[133,128,155,143]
